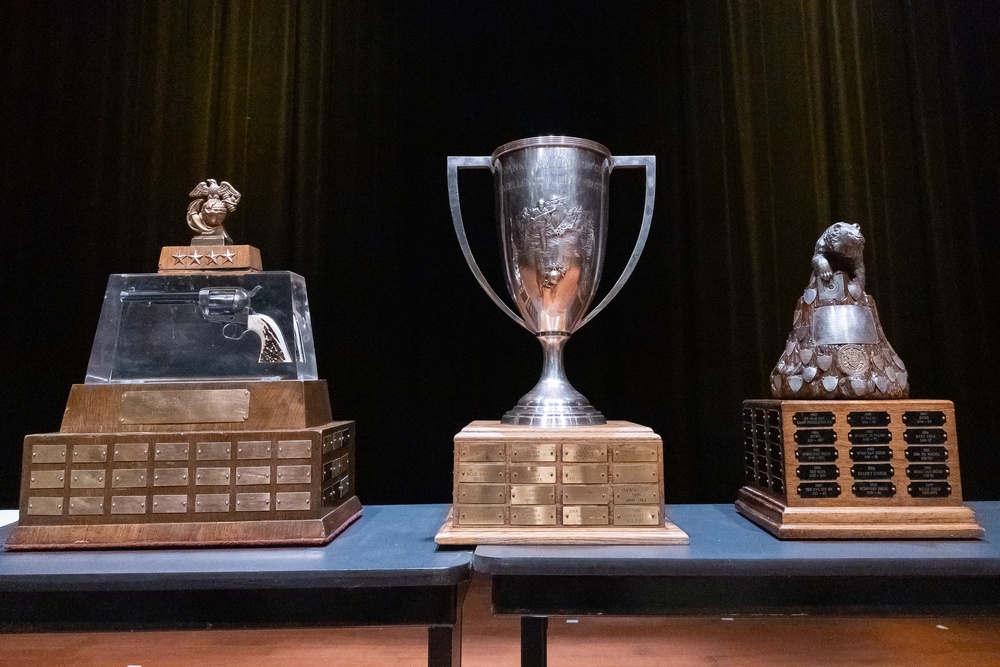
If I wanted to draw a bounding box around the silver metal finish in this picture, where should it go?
[811,305,879,345]
[187,179,241,245]
[449,136,656,427]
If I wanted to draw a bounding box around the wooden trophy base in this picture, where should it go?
[5,380,361,550]
[434,421,688,546]
[735,398,984,540]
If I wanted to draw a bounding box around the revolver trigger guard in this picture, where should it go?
[222,323,247,340]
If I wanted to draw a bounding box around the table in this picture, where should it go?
[474,502,1000,667]
[0,504,472,667]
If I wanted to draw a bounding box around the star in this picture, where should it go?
[208,250,220,264]
[189,249,204,264]
[221,249,236,264]
[171,250,187,266]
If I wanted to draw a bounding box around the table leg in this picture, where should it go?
[428,623,462,667]
[520,615,548,667]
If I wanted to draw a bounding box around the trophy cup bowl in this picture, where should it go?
[448,136,656,427]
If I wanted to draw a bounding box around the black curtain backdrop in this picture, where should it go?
[1,1,998,508]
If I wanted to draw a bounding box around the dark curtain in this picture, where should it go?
[1,1,997,507]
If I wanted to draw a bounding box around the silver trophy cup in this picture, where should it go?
[448,136,655,427]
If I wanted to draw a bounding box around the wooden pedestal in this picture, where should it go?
[735,399,983,539]
[435,421,688,545]
[5,380,361,550]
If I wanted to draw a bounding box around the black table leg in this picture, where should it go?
[520,615,548,667]
[428,623,462,667]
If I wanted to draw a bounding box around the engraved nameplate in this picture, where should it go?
[905,446,948,462]
[563,506,609,525]
[27,497,64,515]
[458,443,505,462]
[562,443,608,462]
[195,467,231,485]
[277,440,312,458]
[458,464,505,483]
[847,411,890,427]
[152,495,188,513]
[562,485,609,504]
[510,444,556,461]
[792,411,835,427]
[324,454,348,481]
[509,485,555,505]
[235,466,271,485]
[797,482,841,498]
[31,445,66,464]
[510,465,556,484]
[456,505,505,525]
[563,464,608,484]
[908,481,951,498]
[197,442,232,461]
[906,464,950,480]
[235,493,270,511]
[195,494,230,512]
[120,389,250,424]
[797,464,839,480]
[509,506,557,526]
[112,469,147,488]
[459,483,507,504]
[851,463,894,479]
[614,484,660,505]
[155,442,189,461]
[111,496,146,514]
[848,429,892,445]
[611,443,659,462]
[812,304,879,344]
[613,506,660,526]
[72,444,107,463]
[612,464,659,484]
[29,471,65,489]
[154,468,189,486]
[795,446,838,463]
[794,429,837,445]
[276,491,311,511]
[276,465,312,484]
[69,497,104,515]
[114,443,149,462]
[70,470,106,489]
[237,441,272,459]
[853,481,896,498]
[903,429,947,445]
[849,445,893,462]
[903,411,946,427]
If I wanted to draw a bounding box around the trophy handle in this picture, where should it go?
[576,155,656,332]
[448,155,532,331]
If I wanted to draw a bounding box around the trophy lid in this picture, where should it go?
[491,136,612,163]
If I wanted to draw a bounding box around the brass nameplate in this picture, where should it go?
[120,389,250,424]
[236,466,271,485]
[236,493,270,511]
[510,505,557,526]
[31,445,66,464]
[277,440,312,458]
[459,443,505,462]
[457,505,506,525]
[72,444,107,463]
[459,483,506,504]
[563,505,609,525]
[509,484,556,505]
[612,464,660,484]
[458,464,505,483]
[562,485,609,505]
[613,505,661,526]
[155,442,189,461]
[510,465,557,484]
[69,497,104,515]
[114,443,149,462]
[111,496,147,514]
[276,491,311,511]
[611,443,659,462]
[562,464,608,484]
[276,465,311,484]
[112,469,147,488]
[70,470,106,489]
[614,484,661,505]
[195,494,230,512]
[510,444,557,462]
[29,471,65,489]
[237,441,272,459]
[152,495,188,513]
[153,468,189,486]
[197,442,232,461]
[27,497,64,516]
[562,443,608,462]
[195,467,231,485]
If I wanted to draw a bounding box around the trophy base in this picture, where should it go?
[736,398,984,540]
[434,420,688,545]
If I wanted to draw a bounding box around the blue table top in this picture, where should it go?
[475,501,1000,577]
[0,504,471,591]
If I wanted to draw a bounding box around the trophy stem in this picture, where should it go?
[501,333,607,427]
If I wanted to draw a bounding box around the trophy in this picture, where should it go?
[735,222,983,539]
[435,136,687,545]
[5,181,361,550]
